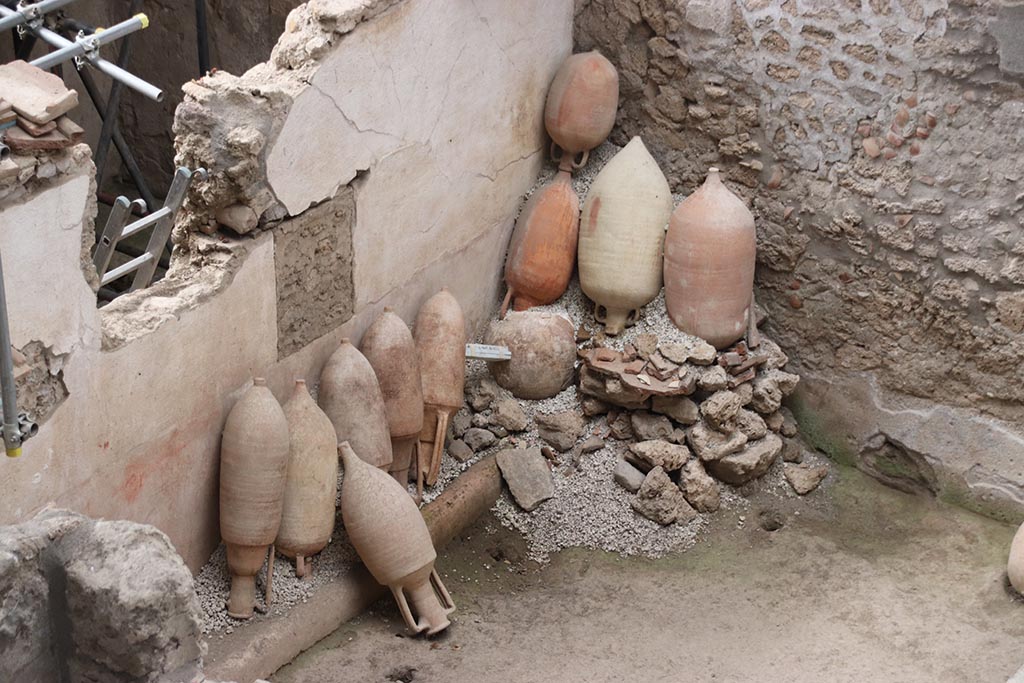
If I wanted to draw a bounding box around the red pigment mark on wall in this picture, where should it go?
[120,464,146,503]
[117,413,218,504]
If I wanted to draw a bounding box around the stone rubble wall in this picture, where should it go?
[0,0,574,571]
[575,0,1024,519]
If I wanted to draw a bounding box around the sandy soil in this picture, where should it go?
[270,466,1024,683]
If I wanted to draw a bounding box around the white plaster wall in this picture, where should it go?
[0,173,99,357]
[265,0,571,309]
[0,211,278,567]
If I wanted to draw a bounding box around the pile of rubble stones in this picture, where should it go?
[449,327,829,526]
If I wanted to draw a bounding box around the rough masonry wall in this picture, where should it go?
[0,146,97,426]
[575,0,1024,517]
[0,510,204,683]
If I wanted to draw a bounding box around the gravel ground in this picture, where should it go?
[195,501,361,636]
[446,270,794,565]
[493,445,708,563]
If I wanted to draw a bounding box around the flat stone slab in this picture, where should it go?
[496,447,554,511]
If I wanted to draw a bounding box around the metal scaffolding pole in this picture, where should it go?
[0,4,163,101]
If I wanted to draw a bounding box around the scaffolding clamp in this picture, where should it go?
[0,0,76,35]
[3,413,38,458]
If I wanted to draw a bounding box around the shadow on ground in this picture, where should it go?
[271,466,1023,683]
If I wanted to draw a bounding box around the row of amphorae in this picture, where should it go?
[219,289,465,635]
[505,51,757,349]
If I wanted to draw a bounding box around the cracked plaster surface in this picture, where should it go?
[177,0,572,309]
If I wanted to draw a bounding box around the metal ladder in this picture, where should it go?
[93,166,207,292]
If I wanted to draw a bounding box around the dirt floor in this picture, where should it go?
[271,465,1024,683]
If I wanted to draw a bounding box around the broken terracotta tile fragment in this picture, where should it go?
[5,125,72,153]
[16,117,56,137]
[0,60,78,124]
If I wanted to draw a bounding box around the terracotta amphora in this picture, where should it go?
[339,442,455,635]
[578,136,672,335]
[502,166,580,316]
[413,289,466,494]
[318,339,393,471]
[664,167,756,349]
[361,308,424,487]
[219,378,290,619]
[544,51,619,167]
[1009,522,1024,594]
[484,311,576,400]
[276,380,338,578]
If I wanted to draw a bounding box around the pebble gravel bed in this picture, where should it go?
[493,445,708,564]
[194,510,361,636]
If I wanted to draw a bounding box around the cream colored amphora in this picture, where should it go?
[339,442,455,634]
[361,308,424,486]
[413,289,466,494]
[275,379,338,578]
[318,339,393,471]
[577,136,672,334]
[219,378,290,619]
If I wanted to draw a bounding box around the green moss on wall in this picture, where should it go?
[787,394,856,467]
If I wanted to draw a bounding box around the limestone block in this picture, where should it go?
[651,395,700,425]
[784,462,829,495]
[680,459,720,513]
[535,410,585,452]
[490,397,530,432]
[448,439,473,463]
[614,458,647,493]
[708,433,783,485]
[463,427,497,452]
[687,421,748,462]
[0,510,87,683]
[62,520,204,682]
[630,411,675,440]
[628,440,690,472]
[736,409,768,440]
[701,391,745,433]
[631,467,697,525]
